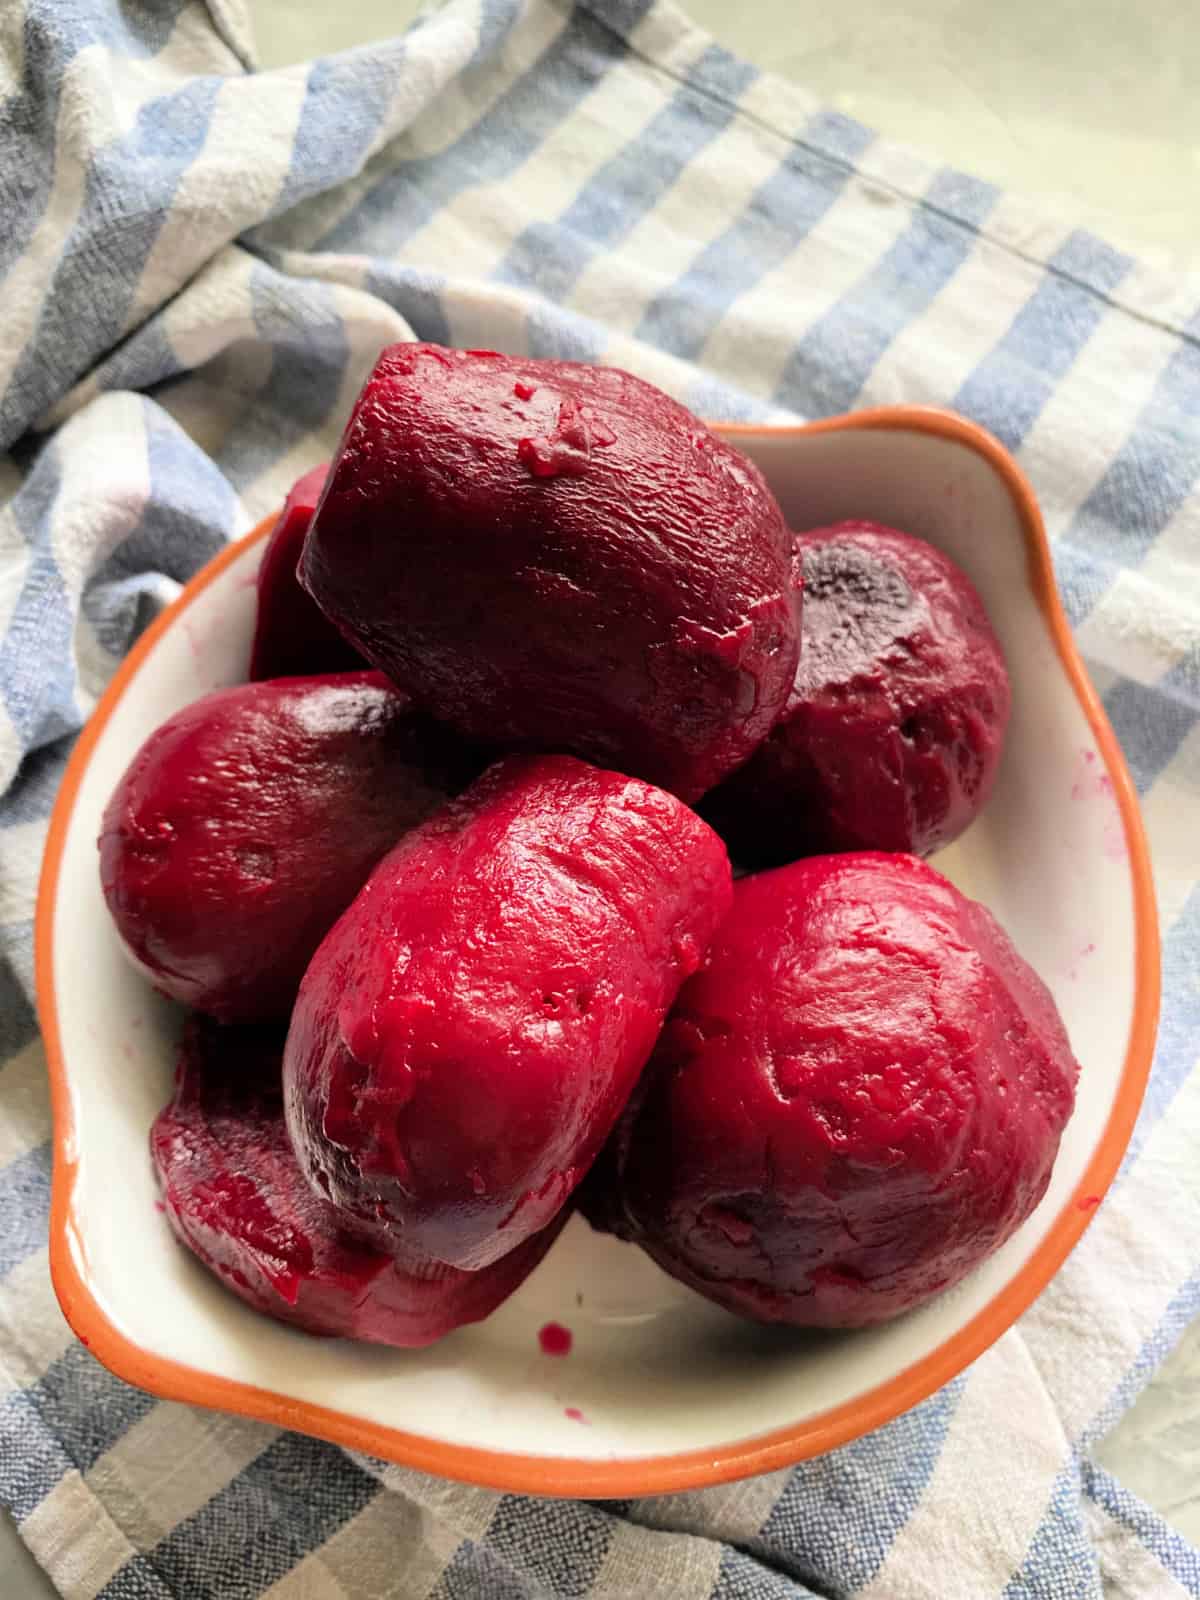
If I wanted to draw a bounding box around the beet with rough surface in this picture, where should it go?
[284,754,733,1270]
[100,672,475,1023]
[249,463,364,680]
[703,521,1010,864]
[152,1019,564,1345]
[593,853,1077,1328]
[299,343,798,801]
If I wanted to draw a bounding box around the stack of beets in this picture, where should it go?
[100,344,1078,1347]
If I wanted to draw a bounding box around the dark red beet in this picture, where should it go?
[152,1019,564,1345]
[299,343,798,802]
[249,464,363,680]
[598,854,1077,1328]
[100,672,476,1024]
[284,754,732,1270]
[703,521,1010,864]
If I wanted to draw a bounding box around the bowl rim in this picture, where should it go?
[35,404,1161,1498]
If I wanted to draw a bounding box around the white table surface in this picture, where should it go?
[5,1,1198,1592]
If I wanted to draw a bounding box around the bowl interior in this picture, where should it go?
[41,413,1153,1493]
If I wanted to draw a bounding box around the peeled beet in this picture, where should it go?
[152,1018,564,1345]
[703,521,1010,864]
[595,853,1078,1328]
[249,464,363,680]
[299,343,798,802]
[283,754,733,1270]
[100,672,475,1023]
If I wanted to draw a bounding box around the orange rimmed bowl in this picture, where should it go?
[36,406,1159,1497]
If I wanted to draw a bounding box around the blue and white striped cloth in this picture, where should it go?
[2,1,1198,1594]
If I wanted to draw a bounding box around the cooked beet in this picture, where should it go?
[100,672,475,1023]
[299,343,798,802]
[249,464,363,680]
[597,853,1078,1328]
[152,1018,564,1345]
[703,521,1010,864]
[284,754,732,1270]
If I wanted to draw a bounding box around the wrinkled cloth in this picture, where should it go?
[1,1,1198,1595]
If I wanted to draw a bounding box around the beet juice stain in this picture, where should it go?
[538,1321,573,1356]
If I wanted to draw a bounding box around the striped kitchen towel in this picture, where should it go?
[2,0,1198,1594]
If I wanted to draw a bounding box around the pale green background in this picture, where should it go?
[5,2,1198,1591]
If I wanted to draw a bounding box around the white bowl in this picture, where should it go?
[37,406,1159,1497]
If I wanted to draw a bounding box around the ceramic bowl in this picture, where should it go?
[36,407,1159,1497]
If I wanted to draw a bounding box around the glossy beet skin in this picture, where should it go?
[300,343,799,802]
[249,464,364,680]
[152,1019,565,1345]
[598,854,1078,1328]
[100,673,475,1024]
[703,522,1011,865]
[284,754,733,1270]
